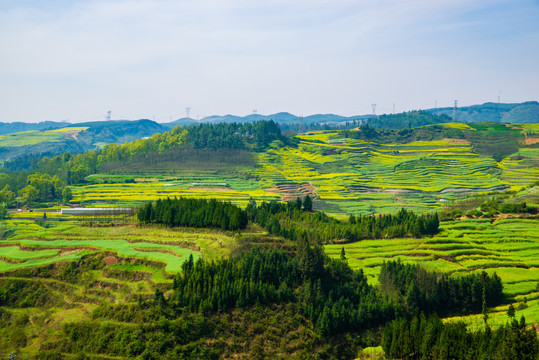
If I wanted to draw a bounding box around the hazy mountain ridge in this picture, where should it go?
[1,101,537,136]
[427,101,539,124]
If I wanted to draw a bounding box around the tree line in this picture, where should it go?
[382,313,538,360]
[0,172,72,209]
[379,260,504,316]
[137,196,439,242]
[137,197,248,231]
[247,198,439,243]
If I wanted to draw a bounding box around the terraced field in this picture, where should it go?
[0,213,240,275]
[325,217,539,327]
[254,127,536,214]
[71,181,280,208]
[71,123,538,215]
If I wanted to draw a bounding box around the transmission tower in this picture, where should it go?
[298,116,304,133]
[453,100,458,123]
[372,104,377,115]
[185,107,191,119]
[106,110,111,121]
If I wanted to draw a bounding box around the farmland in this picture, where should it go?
[0,121,538,359]
[69,123,539,216]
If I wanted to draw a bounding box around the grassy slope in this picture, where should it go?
[0,127,88,147]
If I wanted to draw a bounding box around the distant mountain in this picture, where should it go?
[161,101,539,129]
[426,101,539,123]
[1,100,537,142]
[162,112,372,129]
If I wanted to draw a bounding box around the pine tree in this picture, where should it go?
[507,303,515,319]
[340,247,347,262]
[303,195,313,212]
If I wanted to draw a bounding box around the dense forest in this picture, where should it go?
[138,197,248,231]
[172,246,398,337]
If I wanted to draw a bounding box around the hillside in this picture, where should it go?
[0,121,538,359]
[2,121,537,217]
[2,101,537,163]
[72,119,166,148]
[0,120,166,161]
[0,121,67,136]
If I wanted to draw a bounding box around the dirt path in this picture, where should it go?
[267,182,318,201]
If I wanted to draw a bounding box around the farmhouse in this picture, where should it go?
[61,207,134,217]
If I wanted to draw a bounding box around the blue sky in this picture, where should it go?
[1,0,538,122]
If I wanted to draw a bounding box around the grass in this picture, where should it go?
[0,246,60,260]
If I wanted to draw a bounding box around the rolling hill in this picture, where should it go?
[0,120,166,161]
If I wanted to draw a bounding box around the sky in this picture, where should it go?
[0,0,538,123]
